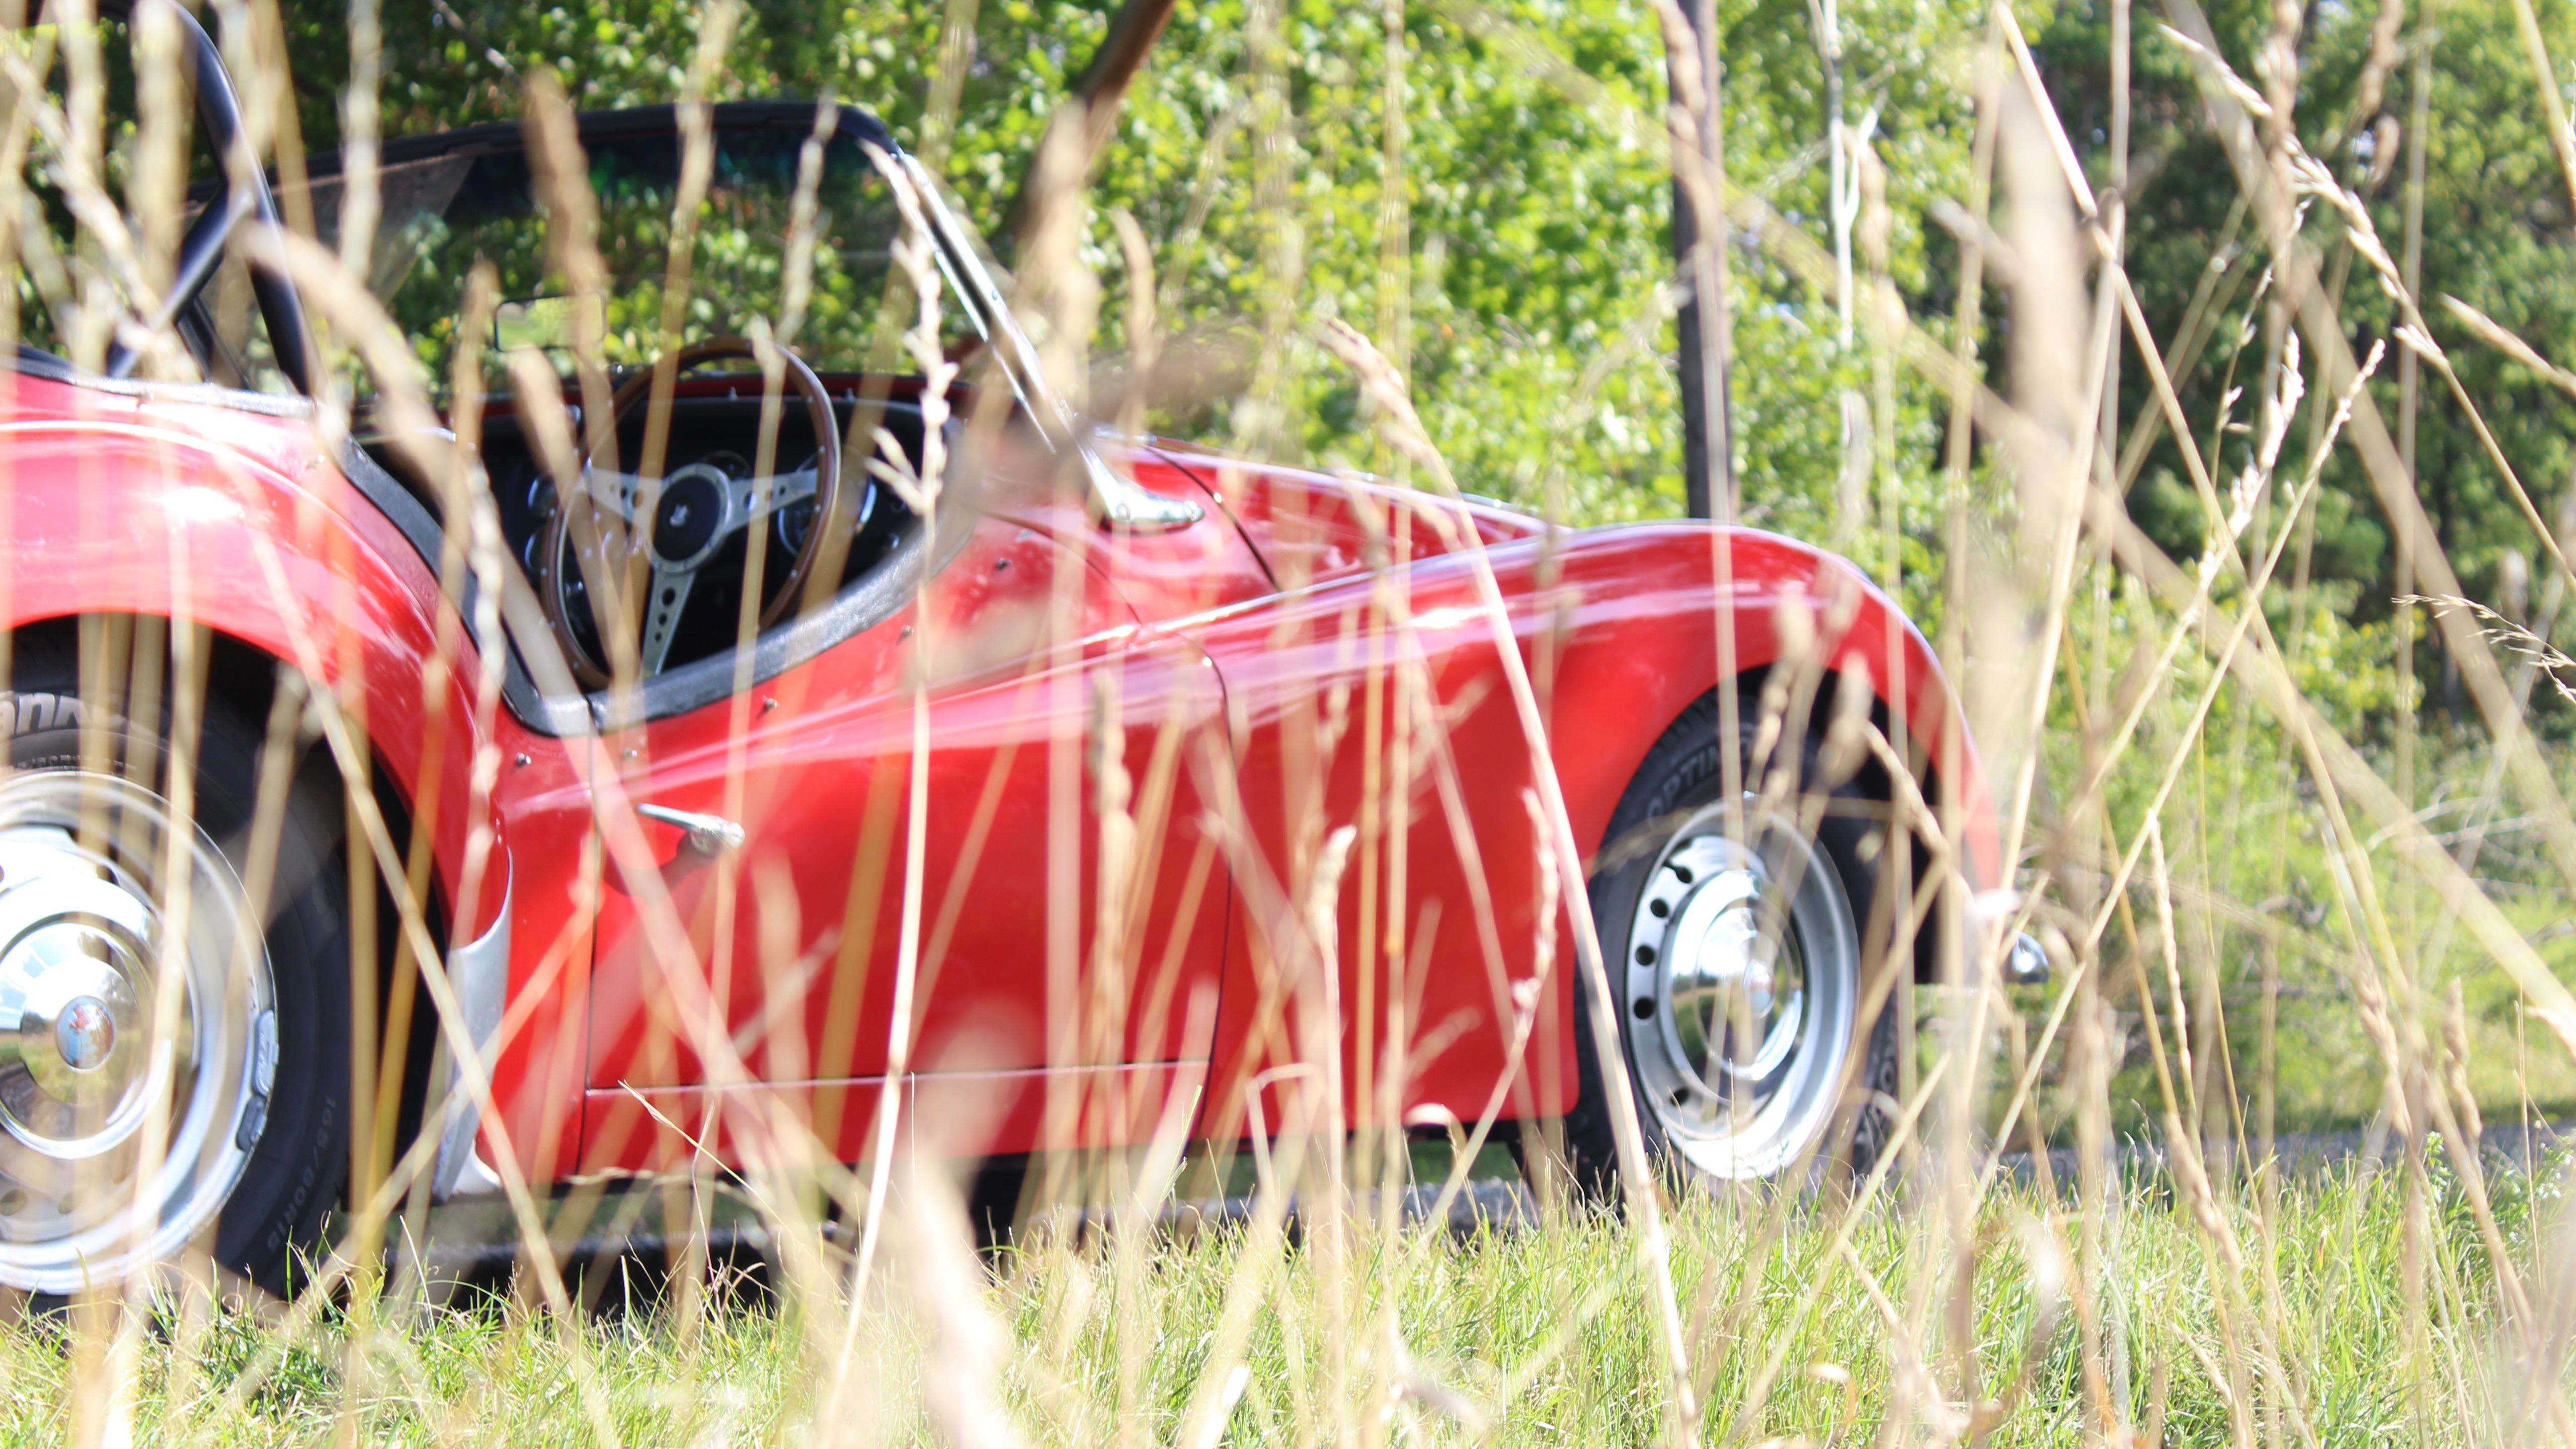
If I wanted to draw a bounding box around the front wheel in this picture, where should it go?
[1559,697,1901,1195]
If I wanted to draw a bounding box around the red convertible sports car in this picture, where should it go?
[0,6,2026,1296]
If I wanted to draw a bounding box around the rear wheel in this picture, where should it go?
[0,649,348,1297]
[1560,696,1901,1196]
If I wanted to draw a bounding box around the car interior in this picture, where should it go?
[468,383,930,675]
[3,9,1018,711]
[317,108,966,684]
[13,47,971,695]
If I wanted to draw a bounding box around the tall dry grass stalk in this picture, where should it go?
[2,0,2576,1445]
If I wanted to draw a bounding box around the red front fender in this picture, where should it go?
[1540,524,2002,894]
[1189,491,2005,1142]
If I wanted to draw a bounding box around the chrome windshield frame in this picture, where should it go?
[895,152,1201,531]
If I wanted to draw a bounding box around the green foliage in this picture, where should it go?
[176,0,2576,645]
[2037,0,2576,658]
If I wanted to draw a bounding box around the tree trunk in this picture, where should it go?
[999,0,1182,249]
[1668,0,1735,521]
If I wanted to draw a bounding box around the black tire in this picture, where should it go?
[1557,692,1901,1200]
[2,643,350,1297]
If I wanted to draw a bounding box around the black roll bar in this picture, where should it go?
[86,0,315,392]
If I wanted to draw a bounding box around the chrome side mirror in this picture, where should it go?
[1081,444,1203,530]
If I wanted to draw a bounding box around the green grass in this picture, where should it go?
[2,1154,2541,1447]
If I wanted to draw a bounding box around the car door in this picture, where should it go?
[577,507,1232,1174]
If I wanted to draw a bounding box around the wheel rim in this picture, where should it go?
[1623,798,1858,1180]
[0,771,273,1294]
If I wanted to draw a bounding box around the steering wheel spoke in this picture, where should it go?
[637,563,698,676]
[578,467,649,523]
[727,465,821,519]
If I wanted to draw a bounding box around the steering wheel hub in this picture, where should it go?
[648,463,732,570]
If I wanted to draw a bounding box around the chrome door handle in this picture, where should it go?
[637,803,745,855]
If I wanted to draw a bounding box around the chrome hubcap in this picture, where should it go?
[1625,800,1858,1180]
[0,771,272,1295]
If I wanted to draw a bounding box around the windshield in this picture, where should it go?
[296,108,961,396]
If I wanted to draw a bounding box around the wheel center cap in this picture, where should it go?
[54,994,113,1070]
[649,464,731,567]
[1741,960,1774,1018]
[0,896,158,1130]
[1669,874,1771,1013]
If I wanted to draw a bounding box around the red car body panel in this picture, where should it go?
[0,375,507,933]
[0,367,1999,1189]
[576,506,1237,1172]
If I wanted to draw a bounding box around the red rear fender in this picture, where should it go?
[0,398,513,941]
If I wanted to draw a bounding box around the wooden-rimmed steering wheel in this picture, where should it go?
[538,338,846,687]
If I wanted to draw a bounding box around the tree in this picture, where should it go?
[2036,0,2576,718]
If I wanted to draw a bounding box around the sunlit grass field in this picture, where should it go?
[1,1153,2544,1447]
